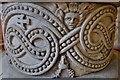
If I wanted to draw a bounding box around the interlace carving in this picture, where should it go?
[2,3,116,77]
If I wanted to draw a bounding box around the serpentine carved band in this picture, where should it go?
[2,3,116,76]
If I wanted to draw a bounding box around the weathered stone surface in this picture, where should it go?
[2,50,119,78]
[1,2,117,78]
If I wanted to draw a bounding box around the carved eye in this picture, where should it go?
[65,17,71,21]
[74,18,79,22]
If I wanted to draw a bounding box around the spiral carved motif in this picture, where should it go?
[5,24,59,75]
[2,3,116,77]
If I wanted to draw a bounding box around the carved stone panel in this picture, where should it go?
[2,2,117,78]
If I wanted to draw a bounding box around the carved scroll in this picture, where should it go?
[2,3,117,78]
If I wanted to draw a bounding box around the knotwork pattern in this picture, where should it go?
[2,3,116,77]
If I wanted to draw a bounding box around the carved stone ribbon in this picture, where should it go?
[2,2,117,77]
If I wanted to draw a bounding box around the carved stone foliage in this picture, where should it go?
[2,3,117,78]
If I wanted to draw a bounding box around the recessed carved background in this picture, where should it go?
[2,3,117,78]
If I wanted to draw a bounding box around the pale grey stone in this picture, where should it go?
[1,2,119,78]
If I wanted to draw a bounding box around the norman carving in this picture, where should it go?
[2,2,117,78]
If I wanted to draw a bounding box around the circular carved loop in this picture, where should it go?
[5,24,59,75]
[78,5,116,66]
[80,5,116,60]
[3,3,60,75]
[2,3,117,76]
